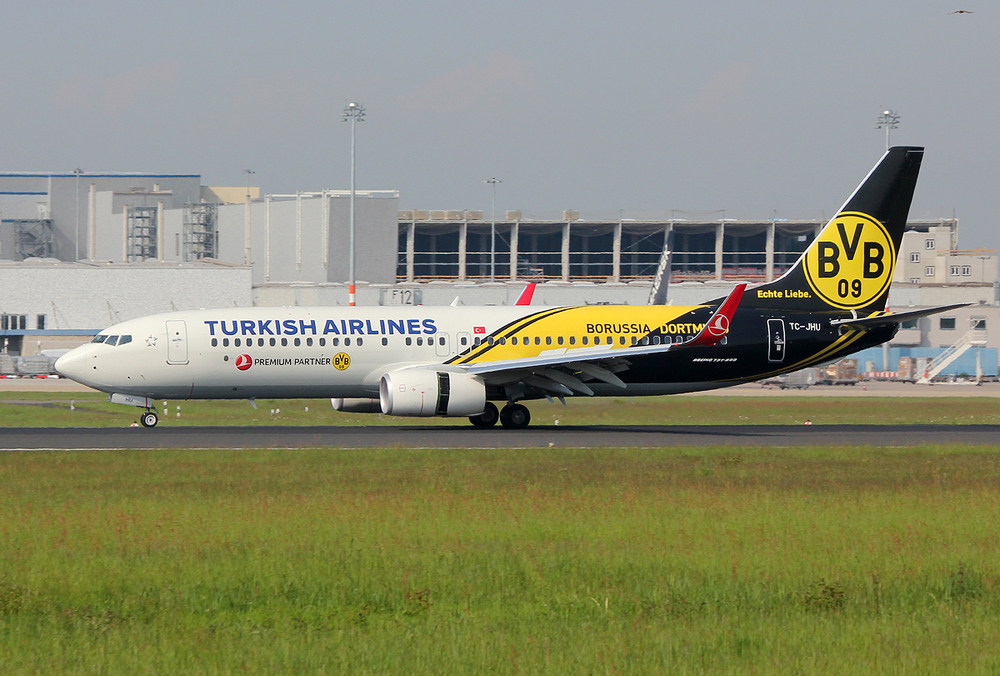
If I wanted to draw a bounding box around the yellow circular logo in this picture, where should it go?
[803,211,895,309]
[332,352,351,371]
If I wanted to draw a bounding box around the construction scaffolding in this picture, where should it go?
[183,203,218,261]
[126,206,158,262]
[8,219,56,259]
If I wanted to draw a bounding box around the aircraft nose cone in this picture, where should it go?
[55,347,90,384]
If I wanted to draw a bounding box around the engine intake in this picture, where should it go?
[380,368,485,417]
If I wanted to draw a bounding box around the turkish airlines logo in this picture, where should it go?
[235,354,252,371]
[707,314,729,337]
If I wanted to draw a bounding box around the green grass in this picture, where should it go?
[3,391,1000,426]
[2,445,1000,673]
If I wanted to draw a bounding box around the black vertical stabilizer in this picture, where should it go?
[742,146,923,313]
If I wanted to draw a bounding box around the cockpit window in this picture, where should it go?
[91,333,132,346]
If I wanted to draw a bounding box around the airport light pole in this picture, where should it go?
[486,177,501,283]
[243,169,255,265]
[875,109,900,151]
[73,168,83,260]
[343,102,365,306]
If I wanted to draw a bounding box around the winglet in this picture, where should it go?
[514,283,536,306]
[686,283,746,347]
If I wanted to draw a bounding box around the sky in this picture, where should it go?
[2,1,997,247]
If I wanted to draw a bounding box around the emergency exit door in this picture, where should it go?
[767,318,786,362]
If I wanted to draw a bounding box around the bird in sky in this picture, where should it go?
[949,9,973,13]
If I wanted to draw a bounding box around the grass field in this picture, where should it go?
[2,444,1000,674]
[4,390,1000,426]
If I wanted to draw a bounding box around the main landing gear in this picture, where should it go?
[468,402,531,430]
[140,410,158,428]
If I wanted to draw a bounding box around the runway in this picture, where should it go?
[2,424,999,450]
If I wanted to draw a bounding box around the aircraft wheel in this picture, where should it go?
[469,402,499,428]
[499,403,530,430]
[140,411,158,428]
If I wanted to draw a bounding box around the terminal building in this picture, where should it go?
[1,170,998,378]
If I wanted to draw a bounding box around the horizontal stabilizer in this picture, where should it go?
[829,303,971,330]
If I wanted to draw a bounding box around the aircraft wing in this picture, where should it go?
[829,302,971,330]
[463,284,746,396]
[514,283,536,306]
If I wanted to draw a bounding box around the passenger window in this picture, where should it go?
[653,336,660,345]
[535,337,541,345]
[546,336,552,345]
[345,338,351,346]
[281,338,287,346]
[357,338,363,346]
[235,338,241,347]
[474,337,481,346]
[632,336,638,346]
[488,337,495,346]
[332,337,339,346]
[382,337,388,346]
[460,337,468,346]
[511,337,518,345]
[439,337,445,346]
[293,337,300,346]
[223,338,230,347]
[620,336,626,345]
[417,337,424,346]
[258,338,264,347]
[569,336,575,346]
[405,337,412,346]
[557,336,564,346]
[319,338,326,347]
[582,336,588,345]
[499,337,506,345]
[306,337,313,347]
[212,338,218,347]
[270,337,276,346]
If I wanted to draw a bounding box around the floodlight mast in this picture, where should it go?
[485,177,501,283]
[243,169,255,265]
[875,109,900,151]
[73,168,83,260]
[343,102,365,306]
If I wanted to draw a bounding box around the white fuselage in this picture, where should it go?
[55,305,552,399]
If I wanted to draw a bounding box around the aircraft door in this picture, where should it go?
[767,319,786,362]
[435,333,450,357]
[165,320,189,365]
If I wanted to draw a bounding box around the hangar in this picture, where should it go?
[1,169,998,378]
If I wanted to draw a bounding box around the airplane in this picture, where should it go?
[55,146,965,429]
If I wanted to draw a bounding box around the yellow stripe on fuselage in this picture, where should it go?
[449,304,707,365]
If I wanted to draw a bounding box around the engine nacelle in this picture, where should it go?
[331,398,381,413]
[379,368,486,417]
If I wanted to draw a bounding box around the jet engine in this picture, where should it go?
[331,398,381,413]
[379,368,486,417]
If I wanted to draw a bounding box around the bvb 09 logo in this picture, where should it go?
[332,352,351,371]
[804,212,894,310]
